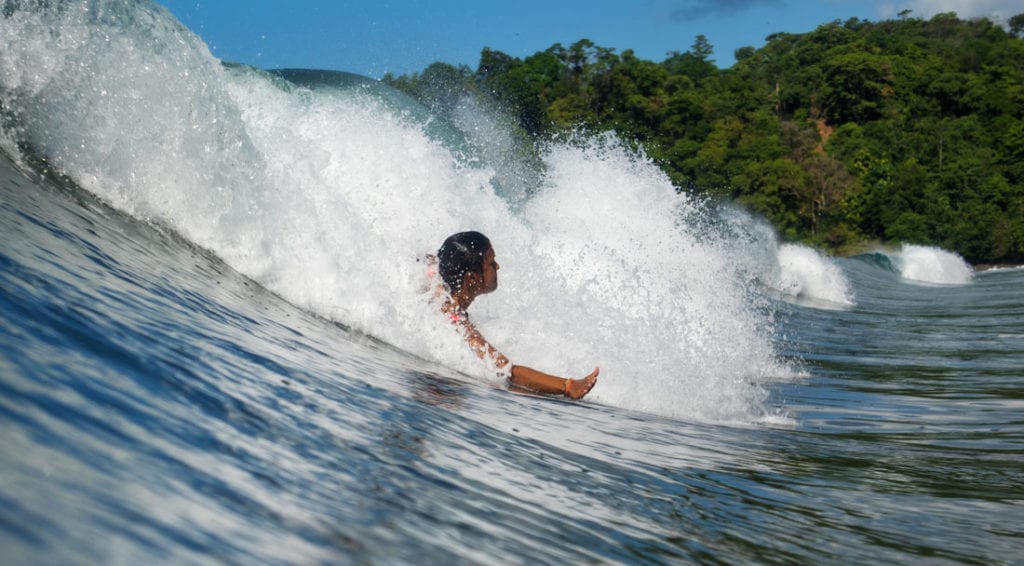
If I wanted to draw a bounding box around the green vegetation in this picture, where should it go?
[385,13,1024,264]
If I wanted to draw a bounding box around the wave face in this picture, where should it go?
[0,0,791,420]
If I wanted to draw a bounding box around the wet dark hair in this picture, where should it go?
[438,231,491,293]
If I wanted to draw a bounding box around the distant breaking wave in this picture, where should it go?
[776,244,854,308]
[896,244,973,284]
[857,245,973,286]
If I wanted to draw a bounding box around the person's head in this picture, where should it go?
[438,231,499,296]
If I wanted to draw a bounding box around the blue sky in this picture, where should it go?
[156,0,1022,79]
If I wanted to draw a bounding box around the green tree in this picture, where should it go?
[819,43,895,123]
[663,35,717,83]
[1011,13,1024,38]
[799,153,858,239]
[735,158,806,238]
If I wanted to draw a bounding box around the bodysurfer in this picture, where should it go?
[429,231,598,400]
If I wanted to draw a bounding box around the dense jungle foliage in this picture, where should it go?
[385,12,1024,264]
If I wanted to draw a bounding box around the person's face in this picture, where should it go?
[480,247,499,294]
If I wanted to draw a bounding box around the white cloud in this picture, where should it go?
[892,0,1022,21]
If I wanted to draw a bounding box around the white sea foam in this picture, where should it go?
[0,0,791,422]
[895,244,973,285]
[776,244,855,308]
[708,210,854,309]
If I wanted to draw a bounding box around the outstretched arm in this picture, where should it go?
[449,309,598,400]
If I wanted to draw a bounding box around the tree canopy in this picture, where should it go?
[385,13,1024,264]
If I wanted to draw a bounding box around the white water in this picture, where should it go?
[0,0,835,421]
[706,208,855,308]
[777,244,855,307]
[894,244,974,285]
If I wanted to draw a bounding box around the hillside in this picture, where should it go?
[386,12,1024,263]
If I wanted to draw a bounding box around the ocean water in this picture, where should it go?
[2,2,1023,563]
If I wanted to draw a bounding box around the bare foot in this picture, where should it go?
[565,367,599,400]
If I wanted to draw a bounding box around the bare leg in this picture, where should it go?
[509,365,568,395]
[510,365,599,400]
